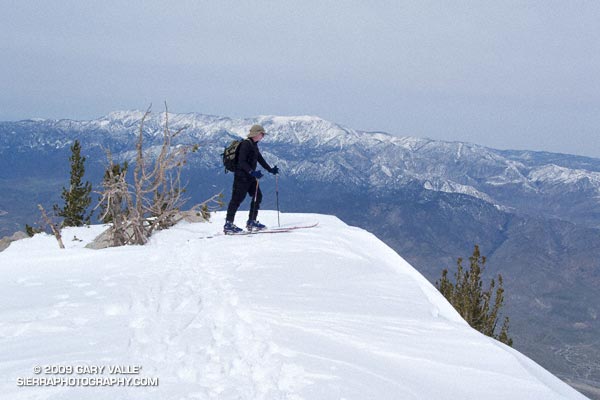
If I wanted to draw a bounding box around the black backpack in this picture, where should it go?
[222,139,248,172]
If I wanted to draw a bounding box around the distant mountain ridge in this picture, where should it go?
[1,111,600,398]
[3,110,600,225]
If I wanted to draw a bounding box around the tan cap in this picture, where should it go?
[247,124,267,138]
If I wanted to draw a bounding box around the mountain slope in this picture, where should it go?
[0,212,588,399]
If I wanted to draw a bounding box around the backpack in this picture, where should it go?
[222,139,247,172]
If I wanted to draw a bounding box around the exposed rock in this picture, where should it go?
[84,227,113,250]
[174,210,209,224]
[0,231,29,252]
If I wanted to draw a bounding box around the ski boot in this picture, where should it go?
[246,220,267,232]
[223,221,243,235]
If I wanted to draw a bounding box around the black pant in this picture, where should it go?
[226,175,262,223]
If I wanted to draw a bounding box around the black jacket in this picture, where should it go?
[236,139,272,177]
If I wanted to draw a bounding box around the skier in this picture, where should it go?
[224,124,279,234]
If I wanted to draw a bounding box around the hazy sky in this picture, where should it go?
[1,1,599,157]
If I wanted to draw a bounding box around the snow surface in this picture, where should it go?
[0,212,588,400]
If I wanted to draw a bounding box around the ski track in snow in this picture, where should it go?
[124,235,308,399]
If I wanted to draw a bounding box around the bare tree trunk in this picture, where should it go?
[38,204,65,249]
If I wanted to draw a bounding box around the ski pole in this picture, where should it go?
[253,178,259,211]
[275,174,280,227]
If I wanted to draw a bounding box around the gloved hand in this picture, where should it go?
[270,166,279,175]
[250,170,263,179]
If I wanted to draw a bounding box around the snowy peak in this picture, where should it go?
[0,212,587,399]
[258,115,357,145]
[104,110,148,124]
[529,164,600,188]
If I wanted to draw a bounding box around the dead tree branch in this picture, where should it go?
[38,204,65,249]
[96,104,203,246]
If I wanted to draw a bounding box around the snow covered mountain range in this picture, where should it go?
[1,111,600,398]
[0,212,589,399]
[3,110,600,226]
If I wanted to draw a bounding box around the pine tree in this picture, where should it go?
[54,140,92,226]
[436,245,513,346]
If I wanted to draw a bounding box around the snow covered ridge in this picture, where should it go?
[0,212,586,400]
[529,164,600,187]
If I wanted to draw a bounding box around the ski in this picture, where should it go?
[227,222,319,236]
[198,222,319,239]
[250,222,319,233]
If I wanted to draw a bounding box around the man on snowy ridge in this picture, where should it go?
[223,124,279,234]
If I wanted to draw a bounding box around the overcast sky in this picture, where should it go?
[1,1,599,157]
